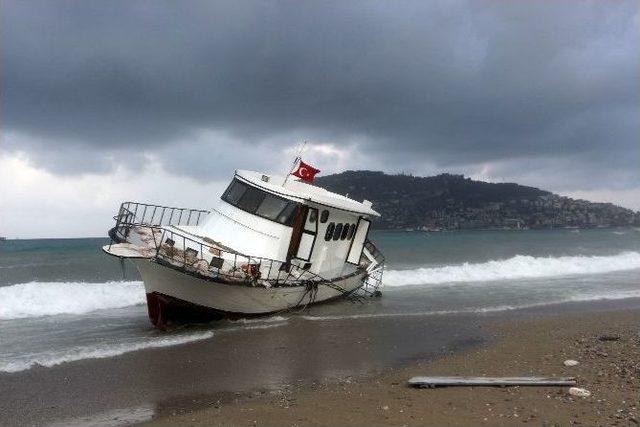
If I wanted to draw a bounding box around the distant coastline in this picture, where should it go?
[317,171,640,231]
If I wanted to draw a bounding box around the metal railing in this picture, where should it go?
[109,201,384,293]
[109,202,335,287]
[364,239,386,266]
[149,226,330,287]
[111,202,210,243]
[362,240,385,294]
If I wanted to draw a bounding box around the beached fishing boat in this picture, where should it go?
[103,161,385,328]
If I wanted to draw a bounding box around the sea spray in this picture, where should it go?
[0,281,145,320]
[384,251,640,287]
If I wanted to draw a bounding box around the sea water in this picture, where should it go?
[1,228,639,373]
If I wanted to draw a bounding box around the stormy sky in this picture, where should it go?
[1,0,639,237]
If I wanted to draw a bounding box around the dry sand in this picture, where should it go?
[143,309,639,427]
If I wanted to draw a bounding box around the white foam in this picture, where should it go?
[221,317,289,333]
[48,405,155,427]
[0,281,145,320]
[242,323,288,330]
[384,251,640,287]
[0,331,214,373]
[229,316,288,325]
[301,289,640,321]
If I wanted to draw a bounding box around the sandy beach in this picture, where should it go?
[143,306,640,427]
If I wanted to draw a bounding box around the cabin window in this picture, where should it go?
[222,179,298,226]
[236,186,265,212]
[341,223,350,240]
[325,223,335,241]
[308,209,317,223]
[320,210,329,223]
[348,223,357,240]
[256,195,289,219]
[333,223,343,241]
[277,203,298,225]
[222,179,247,205]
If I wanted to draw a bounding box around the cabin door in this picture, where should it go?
[286,206,318,262]
[347,218,371,264]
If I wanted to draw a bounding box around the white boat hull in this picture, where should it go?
[133,259,366,316]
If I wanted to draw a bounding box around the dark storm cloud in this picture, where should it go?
[2,0,639,188]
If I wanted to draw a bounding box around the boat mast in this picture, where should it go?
[282,141,307,186]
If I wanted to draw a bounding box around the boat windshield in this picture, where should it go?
[222,179,299,226]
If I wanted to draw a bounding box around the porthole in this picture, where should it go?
[320,210,329,223]
[333,223,343,241]
[324,223,335,241]
[348,223,357,240]
[308,209,317,223]
[340,223,350,240]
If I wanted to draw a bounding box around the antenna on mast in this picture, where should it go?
[283,141,307,185]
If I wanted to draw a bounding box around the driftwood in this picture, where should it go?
[408,376,576,388]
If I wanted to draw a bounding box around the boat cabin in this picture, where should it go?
[197,170,379,278]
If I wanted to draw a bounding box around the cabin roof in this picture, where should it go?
[235,170,380,217]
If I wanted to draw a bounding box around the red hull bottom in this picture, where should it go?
[145,292,226,329]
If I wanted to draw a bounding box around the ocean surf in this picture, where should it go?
[384,251,640,287]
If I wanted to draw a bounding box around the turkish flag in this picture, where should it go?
[292,160,321,183]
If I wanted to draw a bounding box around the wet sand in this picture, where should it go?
[144,305,640,427]
[2,299,639,427]
[1,310,486,426]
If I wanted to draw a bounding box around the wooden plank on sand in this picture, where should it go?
[408,376,576,388]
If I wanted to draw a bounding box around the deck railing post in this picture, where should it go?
[133,203,139,224]
[182,234,186,267]
[151,206,158,225]
[266,260,273,280]
[275,266,281,285]
[159,207,166,225]
[157,229,165,257]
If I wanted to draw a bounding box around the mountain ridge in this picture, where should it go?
[315,170,639,230]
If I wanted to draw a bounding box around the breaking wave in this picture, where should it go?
[384,252,640,287]
[0,331,214,373]
[0,281,145,320]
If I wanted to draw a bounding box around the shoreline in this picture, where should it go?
[142,306,640,427]
[2,299,639,426]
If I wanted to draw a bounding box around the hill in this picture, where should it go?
[316,171,640,230]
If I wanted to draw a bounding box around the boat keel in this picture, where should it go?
[145,291,227,328]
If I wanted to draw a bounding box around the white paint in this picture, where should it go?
[348,219,370,265]
[236,169,380,216]
[135,259,365,314]
[199,202,291,260]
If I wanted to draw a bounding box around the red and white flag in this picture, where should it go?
[291,159,321,183]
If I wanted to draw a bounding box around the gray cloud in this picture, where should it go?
[2,0,639,191]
